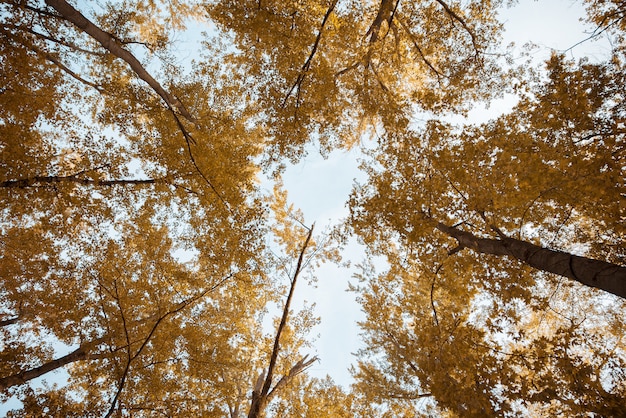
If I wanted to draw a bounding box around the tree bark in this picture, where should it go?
[0,338,108,391]
[436,222,626,299]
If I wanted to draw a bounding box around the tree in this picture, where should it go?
[350,52,625,298]
[248,223,317,418]
[0,0,285,414]
[207,0,506,163]
[4,0,626,415]
[348,51,626,416]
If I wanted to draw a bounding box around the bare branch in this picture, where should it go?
[433,0,479,54]
[430,264,443,328]
[0,317,19,327]
[0,173,161,189]
[267,354,318,400]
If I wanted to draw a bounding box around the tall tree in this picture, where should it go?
[0,0,274,414]
[348,51,626,416]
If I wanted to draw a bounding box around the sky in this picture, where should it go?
[277,0,612,389]
[0,0,614,414]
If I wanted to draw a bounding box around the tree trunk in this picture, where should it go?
[0,343,94,391]
[247,225,315,418]
[436,222,626,299]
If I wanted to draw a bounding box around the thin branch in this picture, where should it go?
[0,25,103,91]
[0,317,19,327]
[282,0,339,107]
[547,206,574,247]
[0,173,161,189]
[24,26,104,56]
[396,16,444,79]
[433,0,479,54]
[369,61,390,92]
[43,50,104,91]
[562,8,626,54]
[267,354,318,400]
[430,263,444,328]
[105,280,132,418]
[517,186,558,239]
[335,61,362,79]
[24,3,63,20]
[103,276,230,417]
[178,118,232,212]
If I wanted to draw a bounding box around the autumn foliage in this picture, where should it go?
[1,0,625,416]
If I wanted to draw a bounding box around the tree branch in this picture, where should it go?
[433,0,479,54]
[248,224,315,418]
[44,0,195,123]
[395,16,444,79]
[282,0,339,107]
[103,277,229,417]
[0,174,161,189]
[0,336,110,391]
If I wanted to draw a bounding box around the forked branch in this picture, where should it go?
[248,224,317,418]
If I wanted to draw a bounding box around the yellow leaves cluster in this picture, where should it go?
[349,39,626,417]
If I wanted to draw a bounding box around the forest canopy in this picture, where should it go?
[1,0,624,416]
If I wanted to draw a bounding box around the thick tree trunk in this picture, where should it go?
[436,222,626,299]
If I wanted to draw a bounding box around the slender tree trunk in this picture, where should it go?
[436,222,626,299]
[247,225,316,418]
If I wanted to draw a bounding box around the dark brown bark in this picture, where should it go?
[0,338,107,391]
[0,317,19,327]
[44,0,194,122]
[436,222,626,299]
[1,174,159,188]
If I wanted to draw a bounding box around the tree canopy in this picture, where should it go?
[1,0,625,416]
